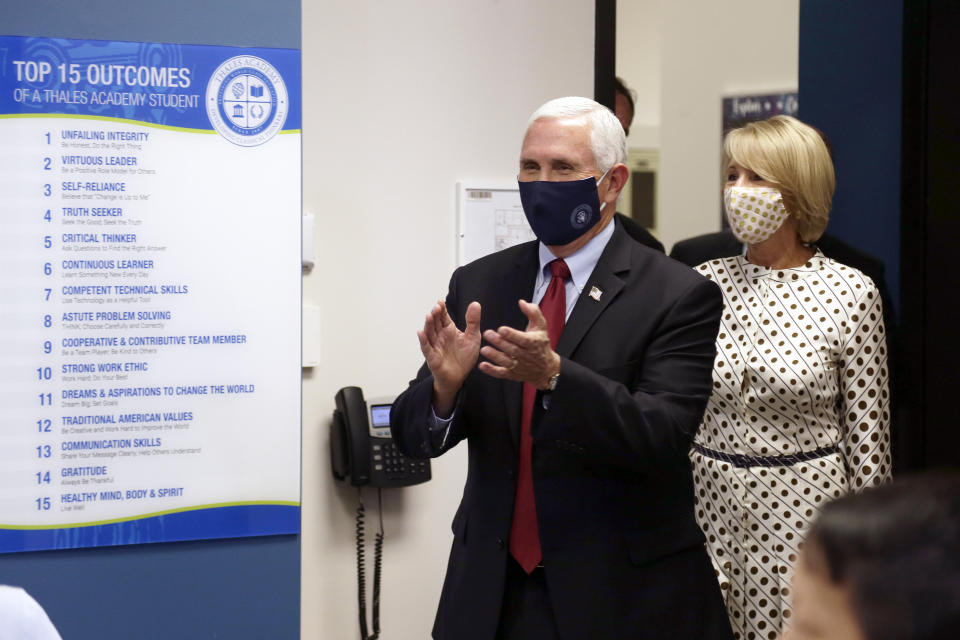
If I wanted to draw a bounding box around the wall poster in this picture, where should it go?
[0,35,301,553]
[457,182,532,267]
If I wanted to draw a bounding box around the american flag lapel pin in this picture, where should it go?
[589,286,602,301]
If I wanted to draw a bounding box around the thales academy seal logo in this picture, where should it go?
[570,203,593,229]
[205,55,288,147]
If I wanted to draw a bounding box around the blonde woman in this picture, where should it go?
[690,115,892,639]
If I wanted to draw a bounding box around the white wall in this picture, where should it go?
[300,2,594,638]
[617,0,799,251]
[616,0,662,149]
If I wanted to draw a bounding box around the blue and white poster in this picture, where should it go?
[0,36,301,553]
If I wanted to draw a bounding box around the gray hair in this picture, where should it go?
[526,96,627,173]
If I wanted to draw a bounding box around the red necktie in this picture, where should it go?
[510,258,570,573]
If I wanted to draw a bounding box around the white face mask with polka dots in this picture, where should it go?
[723,186,789,244]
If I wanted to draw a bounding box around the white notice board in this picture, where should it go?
[0,35,300,553]
[457,182,535,266]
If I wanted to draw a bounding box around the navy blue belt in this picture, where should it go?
[691,441,840,468]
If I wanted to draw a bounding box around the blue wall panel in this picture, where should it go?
[1,1,301,638]
[3,536,300,639]
[3,0,300,48]
[798,0,903,314]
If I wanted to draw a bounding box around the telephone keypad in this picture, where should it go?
[381,440,430,479]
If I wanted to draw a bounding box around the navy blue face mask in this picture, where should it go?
[518,169,610,246]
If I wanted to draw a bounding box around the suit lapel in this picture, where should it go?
[500,245,539,450]
[556,224,632,358]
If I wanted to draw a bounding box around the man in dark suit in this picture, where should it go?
[391,97,732,640]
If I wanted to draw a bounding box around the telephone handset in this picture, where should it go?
[331,386,430,488]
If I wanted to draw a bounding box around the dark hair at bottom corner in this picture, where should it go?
[805,472,960,640]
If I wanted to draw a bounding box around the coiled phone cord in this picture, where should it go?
[356,487,384,640]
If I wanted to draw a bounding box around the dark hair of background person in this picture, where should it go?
[613,76,637,137]
[614,76,635,116]
[805,473,960,640]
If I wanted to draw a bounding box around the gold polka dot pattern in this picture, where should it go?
[723,186,790,245]
[689,251,892,639]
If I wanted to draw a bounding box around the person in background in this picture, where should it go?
[612,75,664,253]
[689,115,892,638]
[391,96,731,640]
[783,472,960,640]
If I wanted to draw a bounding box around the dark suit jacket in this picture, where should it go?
[391,221,732,640]
[614,212,664,253]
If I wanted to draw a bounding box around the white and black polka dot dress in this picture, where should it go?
[690,252,891,640]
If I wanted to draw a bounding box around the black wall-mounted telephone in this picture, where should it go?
[331,386,431,488]
[331,386,431,640]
